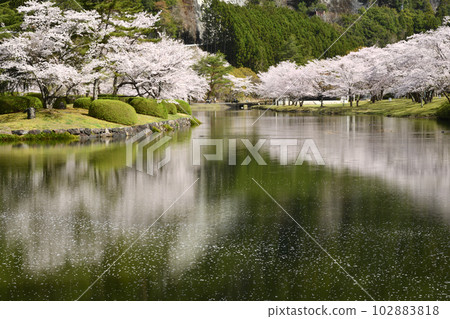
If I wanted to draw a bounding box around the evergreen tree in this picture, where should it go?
[193,52,233,99]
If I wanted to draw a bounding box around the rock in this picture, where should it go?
[42,130,52,134]
[136,124,148,132]
[82,128,92,135]
[67,128,81,135]
[109,127,121,133]
[28,129,41,135]
[26,107,36,119]
[124,127,135,136]
[12,130,28,135]
[112,132,127,138]
[53,129,66,134]
[102,128,112,137]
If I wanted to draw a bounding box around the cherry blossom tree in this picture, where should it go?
[302,60,332,107]
[389,21,450,105]
[106,36,208,100]
[323,52,370,107]
[225,74,255,99]
[0,1,101,108]
[255,17,449,107]
[84,11,160,100]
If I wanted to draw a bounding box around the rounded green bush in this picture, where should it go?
[88,99,138,125]
[161,100,177,115]
[99,94,131,102]
[0,96,43,114]
[436,101,450,121]
[129,98,168,119]
[26,92,44,104]
[53,97,67,109]
[73,97,92,109]
[175,99,192,115]
[24,96,43,109]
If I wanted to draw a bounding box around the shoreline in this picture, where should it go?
[0,117,192,142]
[251,98,447,119]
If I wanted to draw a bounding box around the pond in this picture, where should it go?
[0,110,448,300]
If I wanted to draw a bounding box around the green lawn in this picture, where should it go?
[0,106,189,133]
[254,98,447,118]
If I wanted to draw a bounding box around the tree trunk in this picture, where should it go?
[410,92,421,103]
[41,87,52,109]
[300,99,304,107]
[443,92,450,103]
[378,89,384,101]
[320,96,324,107]
[371,95,377,103]
[424,90,434,104]
[356,95,360,107]
[93,79,99,100]
[348,89,353,107]
[112,76,119,96]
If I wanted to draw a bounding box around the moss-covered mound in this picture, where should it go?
[0,96,43,114]
[73,97,92,109]
[436,101,450,121]
[88,99,138,125]
[161,100,177,115]
[129,98,168,119]
[175,99,192,115]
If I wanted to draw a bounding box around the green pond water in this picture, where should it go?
[0,110,448,300]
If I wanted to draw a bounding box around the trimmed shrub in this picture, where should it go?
[129,98,168,119]
[53,97,67,109]
[99,94,131,102]
[161,100,177,115]
[436,101,450,120]
[26,92,44,104]
[0,96,43,114]
[88,99,138,125]
[175,99,192,115]
[24,96,42,109]
[73,97,92,109]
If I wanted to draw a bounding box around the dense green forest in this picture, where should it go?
[1,0,449,72]
[202,0,445,71]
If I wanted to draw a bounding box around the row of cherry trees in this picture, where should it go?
[256,18,450,107]
[0,1,209,108]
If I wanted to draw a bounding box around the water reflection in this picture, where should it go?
[0,112,448,300]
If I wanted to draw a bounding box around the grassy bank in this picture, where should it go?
[0,106,189,133]
[253,98,447,118]
[0,132,79,143]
